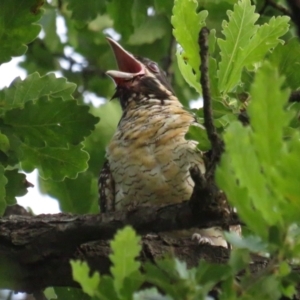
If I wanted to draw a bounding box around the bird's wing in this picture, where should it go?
[98,160,115,213]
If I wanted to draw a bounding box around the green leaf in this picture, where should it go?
[70,260,100,297]
[144,259,180,299]
[19,38,59,75]
[39,172,98,214]
[0,132,10,154]
[5,170,31,205]
[21,144,89,181]
[4,98,99,147]
[204,1,236,36]
[154,0,174,17]
[217,0,259,92]
[107,0,134,40]
[97,275,120,300]
[217,62,294,237]
[218,0,289,93]
[40,7,63,53]
[186,124,211,151]
[196,260,231,286]
[278,261,291,277]
[54,287,91,300]
[131,0,149,28]
[128,16,169,45]
[216,123,273,237]
[209,56,220,99]
[174,259,190,280]
[229,248,250,273]
[269,38,300,90]
[242,16,289,68]
[225,232,268,252]
[44,287,57,300]
[176,52,202,94]
[0,164,7,215]
[0,129,23,167]
[0,0,43,64]
[172,0,207,81]
[84,101,121,176]
[110,226,142,296]
[248,62,291,166]
[281,284,296,299]
[247,63,298,222]
[0,73,76,113]
[65,0,106,24]
[134,288,173,300]
[245,275,281,300]
[276,134,300,212]
[226,16,289,93]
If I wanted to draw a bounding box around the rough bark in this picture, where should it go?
[0,191,238,293]
[0,220,253,293]
[1,204,298,300]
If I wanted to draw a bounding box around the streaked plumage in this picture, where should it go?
[99,38,228,247]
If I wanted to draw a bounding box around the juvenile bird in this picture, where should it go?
[99,38,227,247]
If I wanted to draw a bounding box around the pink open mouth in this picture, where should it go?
[106,38,144,84]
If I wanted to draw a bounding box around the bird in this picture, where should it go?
[98,37,228,247]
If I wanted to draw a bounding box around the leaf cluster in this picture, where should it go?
[0,69,99,214]
[1,0,300,299]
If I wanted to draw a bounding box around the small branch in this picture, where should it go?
[190,28,231,233]
[199,27,214,149]
[198,27,224,179]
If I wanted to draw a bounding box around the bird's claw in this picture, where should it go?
[192,233,215,245]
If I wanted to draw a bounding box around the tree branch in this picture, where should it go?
[1,200,240,256]
[0,234,232,292]
[2,226,298,300]
[0,199,238,293]
[0,169,242,293]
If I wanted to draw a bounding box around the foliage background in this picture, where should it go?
[1,0,300,299]
[0,0,297,216]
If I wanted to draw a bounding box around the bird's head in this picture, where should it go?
[106,38,175,110]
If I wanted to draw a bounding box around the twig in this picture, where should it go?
[198,27,224,179]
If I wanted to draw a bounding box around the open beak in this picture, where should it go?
[106,38,144,84]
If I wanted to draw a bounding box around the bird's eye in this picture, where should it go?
[147,62,159,73]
